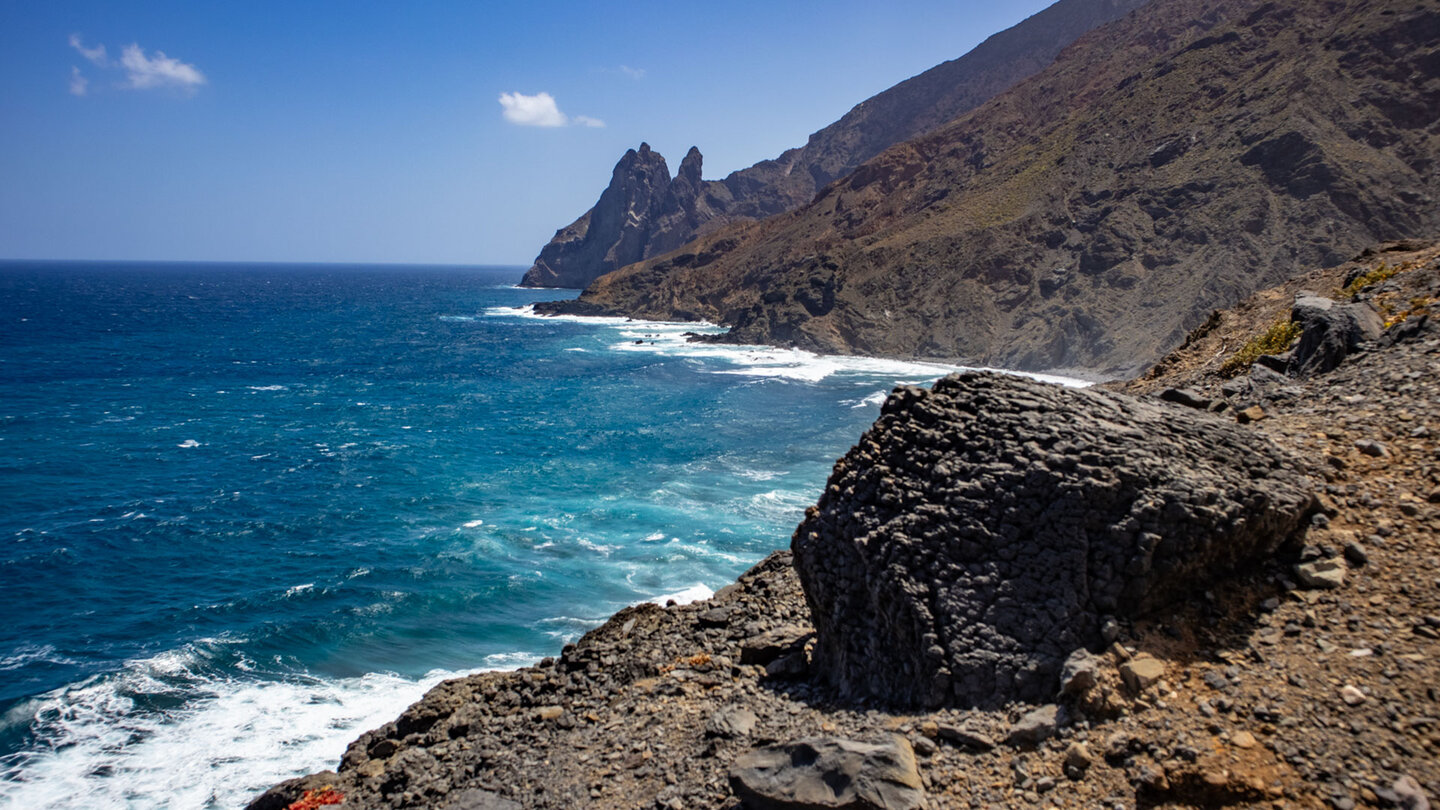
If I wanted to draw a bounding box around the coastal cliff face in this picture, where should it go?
[547,0,1440,378]
[254,242,1440,810]
[518,0,1151,289]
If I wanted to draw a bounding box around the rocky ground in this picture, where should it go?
[254,242,1438,810]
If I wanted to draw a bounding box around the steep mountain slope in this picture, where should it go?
[519,0,1151,288]
[541,0,1440,378]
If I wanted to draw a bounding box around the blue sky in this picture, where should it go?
[0,1,1055,265]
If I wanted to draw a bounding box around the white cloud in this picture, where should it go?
[65,35,205,95]
[69,66,89,96]
[69,34,107,66]
[618,65,645,80]
[119,43,206,91]
[498,91,605,129]
[498,91,568,127]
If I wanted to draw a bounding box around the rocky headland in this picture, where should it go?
[518,0,1151,290]
[538,0,1440,379]
[253,241,1439,809]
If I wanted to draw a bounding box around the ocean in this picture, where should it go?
[0,262,1081,808]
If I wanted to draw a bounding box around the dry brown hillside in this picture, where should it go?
[541,0,1440,379]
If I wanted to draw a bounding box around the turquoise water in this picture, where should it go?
[0,262,1076,808]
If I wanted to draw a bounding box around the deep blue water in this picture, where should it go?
[0,261,1077,808]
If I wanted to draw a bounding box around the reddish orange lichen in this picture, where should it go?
[286,786,343,810]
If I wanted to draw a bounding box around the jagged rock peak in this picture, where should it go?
[519,143,703,289]
[613,142,668,175]
[678,147,703,184]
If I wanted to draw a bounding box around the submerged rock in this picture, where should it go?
[792,371,1315,707]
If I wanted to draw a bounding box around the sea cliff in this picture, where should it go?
[254,241,1439,809]
[538,0,1440,379]
[518,0,1151,291]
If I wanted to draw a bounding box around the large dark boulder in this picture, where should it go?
[791,372,1316,708]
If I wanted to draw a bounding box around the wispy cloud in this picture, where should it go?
[69,34,107,66]
[119,43,206,90]
[69,66,89,97]
[498,91,602,128]
[65,34,206,96]
[618,65,645,80]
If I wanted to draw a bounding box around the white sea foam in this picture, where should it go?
[480,652,542,670]
[483,305,720,331]
[0,645,474,810]
[659,538,746,565]
[734,468,785,481]
[461,519,485,529]
[576,538,620,557]
[482,305,540,319]
[483,303,1092,386]
[846,390,890,409]
[648,583,714,606]
[0,644,76,673]
[246,385,287,392]
[742,489,816,524]
[535,615,607,642]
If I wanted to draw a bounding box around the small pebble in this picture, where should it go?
[1340,685,1368,706]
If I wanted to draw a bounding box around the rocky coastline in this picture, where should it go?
[253,242,1439,809]
[517,0,1151,291]
[537,0,1440,379]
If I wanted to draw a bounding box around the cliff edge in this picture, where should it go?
[253,244,1439,808]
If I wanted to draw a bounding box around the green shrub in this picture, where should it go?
[1219,318,1302,377]
[1340,263,1400,297]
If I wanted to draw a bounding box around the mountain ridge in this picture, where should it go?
[539,0,1440,378]
[518,0,1152,289]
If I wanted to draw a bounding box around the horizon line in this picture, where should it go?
[0,257,530,269]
